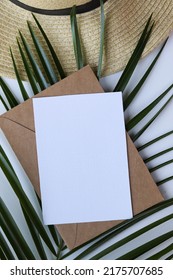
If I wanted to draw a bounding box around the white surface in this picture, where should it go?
[33,93,132,225]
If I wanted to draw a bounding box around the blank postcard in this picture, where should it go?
[33,92,133,225]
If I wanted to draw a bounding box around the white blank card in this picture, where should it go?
[33,92,133,225]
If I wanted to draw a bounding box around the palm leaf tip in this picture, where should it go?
[123,37,169,110]
[19,30,48,91]
[16,37,40,95]
[114,14,154,92]
[31,13,66,80]
[27,21,58,85]
[10,47,30,101]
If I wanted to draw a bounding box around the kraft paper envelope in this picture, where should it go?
[0,66,163,249]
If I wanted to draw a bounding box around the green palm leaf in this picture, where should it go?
[97,0,105,79]
[0,77,19,108]
[21,205,48,260]
[0,147,56,256]
[10,48,30,101]
[32,13,66,80]
[48,225,61,249]
[27,21,58,85]
[117,231,173,260]
[70,5,84,70]
[61,198,173,259]
[19,31,48,91]
[0,232,15,260]
[0,247,7,260]
[123,38,168,110]
[132,95,173,141]
[149,159,173,173]
[144,147,173,163]
[166,254,173,260]
[0,95,9,111]
[17,39,40,95]
[137,130,173,151]
[56,239,65,260]
[114,15,153,92]
[126,84,173,131]
[0,198,36,260]
[147,244,173,260]
[1,143,59,258]
[34,191,61,249]
[88,215,173,260]
[157,176,173,186]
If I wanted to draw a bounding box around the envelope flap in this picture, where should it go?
[0,66,103,131]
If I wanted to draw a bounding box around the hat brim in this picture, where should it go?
[0,0,173,79]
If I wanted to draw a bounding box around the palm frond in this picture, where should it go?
[32,13,66,80]
[123,38,168,110]
[21,205,48,259]
[0,95,9,111]
[144,147,173,163]
[33,191,62,249]
[10,48,30,101]
[19,31,48,91]
[0,247,7,260]
[0,77,19,108]
[157,176,173,186]
[97,0,105,79]
[27,21,58,85]
[114,15,153,92]
[1,143,60,258]
[0,147,56,256]
[0,232,15,260]
[149,160,173,173]
[17,39,40,95]
[48,225,61,249]
[88,215,173,260]
[166,254,173,260]
[56,239,65,260]
[147,244,173,260]
[132,95,173,141]
[126,84,173,131]
[117,231,173,260]
[61,198,173,259]
[137,130,173,151]
[0,198,36,260]
[70,5,84,70]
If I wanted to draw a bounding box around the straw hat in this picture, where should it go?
[0,0,173,79]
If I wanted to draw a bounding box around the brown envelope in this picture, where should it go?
[0,66,163,249]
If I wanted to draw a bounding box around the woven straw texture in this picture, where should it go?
[21,0,89,9]
[0,0,173,79]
